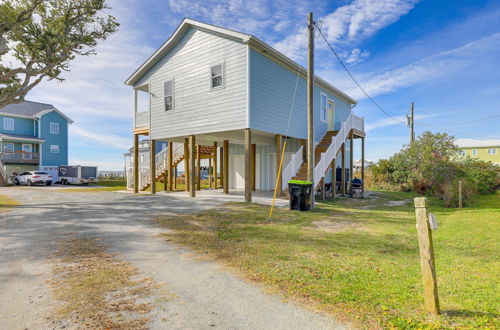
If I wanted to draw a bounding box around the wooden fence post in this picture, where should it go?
[458,180,462,208]
[414,197,440,315]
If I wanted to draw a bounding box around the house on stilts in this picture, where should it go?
[125,18,366,201]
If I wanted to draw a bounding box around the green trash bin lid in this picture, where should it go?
[288,180,313,185]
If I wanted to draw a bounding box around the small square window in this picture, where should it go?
[50,122,59,134]
[3,118,14,131]
[3,143,14,152]
[472,149,477,155]
[211,64,224,89]
[50,145,59,153]
[488,148,497,155]
[164,80,174,111]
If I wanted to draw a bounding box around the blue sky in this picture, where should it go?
[29,0,500,170]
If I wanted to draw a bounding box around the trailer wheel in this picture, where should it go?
[27,180,32,186]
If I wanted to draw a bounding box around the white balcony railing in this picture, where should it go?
[282,146,303,191]
[135,111,149,128]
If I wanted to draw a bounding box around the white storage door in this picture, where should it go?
[229,155,245,189]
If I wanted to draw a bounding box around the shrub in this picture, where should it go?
[369,131,500,207]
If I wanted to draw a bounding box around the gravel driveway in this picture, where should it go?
[0,187,345,330]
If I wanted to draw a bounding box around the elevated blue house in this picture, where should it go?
[0,101,72,182]
[125,19,366,201]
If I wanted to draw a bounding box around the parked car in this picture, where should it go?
[14,171,53,186]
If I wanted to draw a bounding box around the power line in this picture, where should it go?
[414,122,500,139]
[417,114,500,127]
[314,24,406,124]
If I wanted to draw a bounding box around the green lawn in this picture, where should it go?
[155,191,499,329]
[60,179,212,192]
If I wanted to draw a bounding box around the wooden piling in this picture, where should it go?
[414,197,440,315]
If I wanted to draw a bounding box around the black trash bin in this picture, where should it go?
[288,180,313,211]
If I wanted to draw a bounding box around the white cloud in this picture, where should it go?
[365,112,449,131]
[71,126,130,150]
[345,32,500,99]
[274,0,418,59]
[344,48,370,64]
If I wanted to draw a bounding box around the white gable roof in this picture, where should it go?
[126,18,357,105]
[455,139,500,148]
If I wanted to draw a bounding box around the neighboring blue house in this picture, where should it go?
[0,101,72,181]
[125,19,366,201]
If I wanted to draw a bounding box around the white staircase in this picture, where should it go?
[282,112,364,191]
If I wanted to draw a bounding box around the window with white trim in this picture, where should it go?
[50,122,59,134]
[459,150,466,156]
[210,64,224,89]
[3,143,14,152]
[472,149,477,155]
[320,93,327,123]
[488,148,497,155]
[164,80,174,111]
[3,118,14,131]
[50,144,59,153]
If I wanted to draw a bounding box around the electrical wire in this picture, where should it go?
[417,114,500,127]
[315,24,406,124]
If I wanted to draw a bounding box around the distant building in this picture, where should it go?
[455,139,500,165]
[0,101,73,182]
[353,159,374,172]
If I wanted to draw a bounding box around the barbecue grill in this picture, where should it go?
[350,177,364,198]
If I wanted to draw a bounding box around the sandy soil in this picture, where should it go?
[0,187,345,330]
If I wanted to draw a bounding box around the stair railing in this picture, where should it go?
[281,145,303,191]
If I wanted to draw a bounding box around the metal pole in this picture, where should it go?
[307,12,315,208]
[410,102,415,143]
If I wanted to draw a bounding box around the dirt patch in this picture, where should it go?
[384,199,411,206]
[48,235,161,329]
[310,220,368,233]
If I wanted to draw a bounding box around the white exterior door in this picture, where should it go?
[327,100,335,131]
[229,155,245,189]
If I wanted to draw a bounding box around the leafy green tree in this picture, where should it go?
[0,0,119,107]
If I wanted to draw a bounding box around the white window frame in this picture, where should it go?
[320,92,328,123]
[472,149,477,155]
[164,79,174,112]
[488,148,497,155]
[3,118,14,131]
[50,144,59,153]
[3,142,14,152]
[210,63,225,90]
[50,122,60,134]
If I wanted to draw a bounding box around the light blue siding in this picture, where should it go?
[0,115,35,135]
[40,111,68,166]
[249,49,353,142]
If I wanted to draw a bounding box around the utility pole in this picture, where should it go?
[307,12,315,208]
[410,102,415,143]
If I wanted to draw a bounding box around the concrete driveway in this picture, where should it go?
[0,187,344,330]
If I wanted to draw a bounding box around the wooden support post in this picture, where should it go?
[189,136,196,197]
[133,134,139,193]
[300,139,307,163]
[361,137,365,194]
[321,178,325,200]
[163,171,168,191]
[307,12,315,209]
[213,142,218,189]
[168,141,173,192]
[219,146,224,189]
[251,144,256,191]
[275,134,283,197]
[223,140,229,194]
[341,143,345,196]
[174,167,177,189]
[331,158,336,199]
[349,132,354,197]
[150,139,156,194]
[414,197,440,315]
[245,129,252,202]
[458,181,462,208]
[196,145,201,191]
[184,138,189,192]
[208,158,212,188]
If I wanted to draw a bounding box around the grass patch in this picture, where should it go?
[155,191,500,329]
[49,235,161,329]
[0,194,19,212]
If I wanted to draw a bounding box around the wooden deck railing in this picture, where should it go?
[0,152,40,164]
